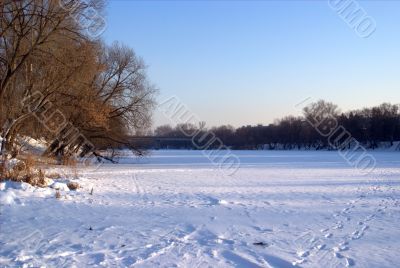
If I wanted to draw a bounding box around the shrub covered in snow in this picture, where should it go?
[1,156,56,187]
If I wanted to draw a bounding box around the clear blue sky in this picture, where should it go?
[104,1,400,128]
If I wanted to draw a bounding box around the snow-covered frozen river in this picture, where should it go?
[1,150,399,267]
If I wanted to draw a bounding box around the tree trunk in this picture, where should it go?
[0,113,32,157]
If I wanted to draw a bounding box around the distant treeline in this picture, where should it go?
[152,101,400,150]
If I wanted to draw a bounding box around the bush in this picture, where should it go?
[67,182,80,191]
[2,156,50,187]
[25,169,47,187]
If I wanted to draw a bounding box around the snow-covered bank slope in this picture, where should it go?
[1,151,399,267]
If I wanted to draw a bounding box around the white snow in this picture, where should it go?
[0,150,399,267]
[50,182,70,192]
[0,190,17,205]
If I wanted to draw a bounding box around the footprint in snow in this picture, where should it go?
[342,208,350,213]
[334,253,355,266]
[296,250,309,258]
[351,230,364,240]
[292,258,306,266]
[324,233,333,238]
[332,222,343,230]
[345,257,355,267]
[333,252,344,259]
[365,214,375,221]
[252,226,273,233]
[216,237,235,246]
[333,245,349,252]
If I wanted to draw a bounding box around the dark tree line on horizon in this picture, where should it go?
[152,101,400,150]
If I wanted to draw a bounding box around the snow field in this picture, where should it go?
[1,151,399,267]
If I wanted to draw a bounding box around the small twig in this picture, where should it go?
[92,151,118,163]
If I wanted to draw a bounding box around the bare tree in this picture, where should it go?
[44,42,157,159]
[0,0,104,170]
[0,0,102,99]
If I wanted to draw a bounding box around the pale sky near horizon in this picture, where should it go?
[104,1,400,128]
